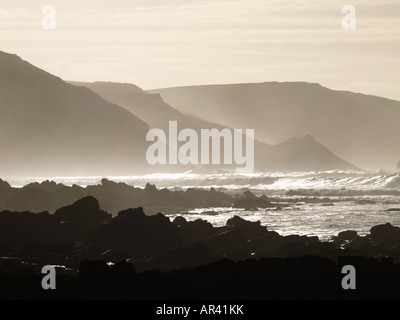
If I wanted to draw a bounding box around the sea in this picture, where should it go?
[8,170,400,241]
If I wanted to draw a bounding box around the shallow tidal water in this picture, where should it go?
[166,196,400,241]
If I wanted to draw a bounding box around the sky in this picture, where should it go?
[0,0,399,100]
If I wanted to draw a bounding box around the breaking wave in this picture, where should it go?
[9,170,400,194]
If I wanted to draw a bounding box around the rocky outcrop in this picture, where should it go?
[54,196,111,229]
[233,191,273,210]
[76,207,182,259]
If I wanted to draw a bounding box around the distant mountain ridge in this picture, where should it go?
[75,81,359,172]
[0,50,359,175]
[150,82,400,170]
[0,51,150,177]
[70,81,224,134]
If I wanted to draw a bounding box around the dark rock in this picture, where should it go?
[307,236,320,244]
[279,240,307,257]
[204,229,247,254]
[389,249,400,263]
[370,223,400,248]
[243,191,257,200]
[226,215,267,239]
[0,179,12,192]
[227,215,260,228]
[346,236,372,250]
[112,259,136,280]
[0,210,63,254]
[233,192,273,210]
[286,190,306,196]
[156,242,215,271]
[247,232,282,256]
[177,219,214,245]
[225,247,252,261]
[10,242,52,259]
[306,241,336,260]
[78,208,182,257]
[0,177,239,215]
[172,216,187,226]
[54,196,111,228]
[357,243,385,257]
[79,260,109,280]
[338,230,358,241]
[117,207,145,220]
[144,183,158,193]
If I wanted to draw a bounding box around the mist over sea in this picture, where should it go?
[8,170,400,241]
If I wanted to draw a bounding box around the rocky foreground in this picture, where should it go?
[1,196,400,299]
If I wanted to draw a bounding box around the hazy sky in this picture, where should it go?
[1,0,399,100]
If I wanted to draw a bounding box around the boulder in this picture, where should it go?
[177,219,214,245]
[54,196,111,228]
[226,215,267,239]
[247,232,281,256]
[78,208,182,256]
[370,223,400,248]
[338,230,358,241]
[172,216,187,226]
[233,192,273,209]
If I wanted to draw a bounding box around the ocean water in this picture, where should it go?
[9,170,400,190]
[9,170,400,241]
[167,199,400,241]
